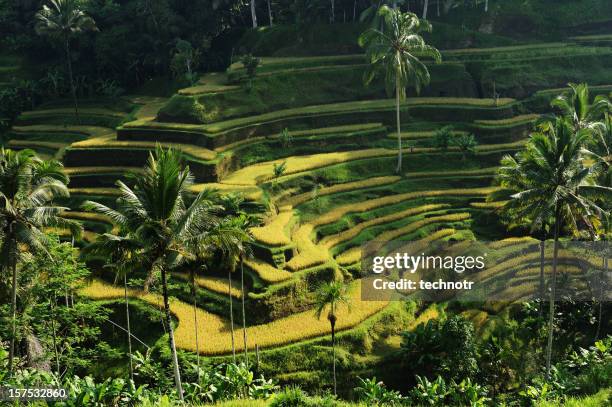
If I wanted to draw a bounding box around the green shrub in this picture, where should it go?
[408,375,449,405]
[563,337,612,394]
[400,315,479,381]
[240,54,261,78]
[269,385,310,407]
[432,125,455,151]
[408,375,489,407]
[354,376,404,406]
[157,95,207,124]
[452,133,478,160]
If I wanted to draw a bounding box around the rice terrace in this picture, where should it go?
[0,1,611,406]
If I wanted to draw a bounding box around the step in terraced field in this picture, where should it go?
[63,137,222,183]
[9,124,114,141]
[277,176,402,207]
[6,139,66,159]
[336,228,464,268]
[64,166,144,188]
[216,123,388,153]
[15,107,127,127]
[222,142,523,186]
[82,278,388,355]
[118,97,516,149]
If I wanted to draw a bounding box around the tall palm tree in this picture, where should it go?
[83,147,230,400]
[189,210,251,373]
[232,215,254,365]
[588,113,612,189]
[214,193,261,365]
[551,83,611,132]
[0,148,80,376]
[267,0,273,25]
[250,0,258,28]
[84,232,142,381]
[35,0,97,120]
[314,280,350,395]
[359,5,441,173]
[586,115,612,339]
[496,117,612,378]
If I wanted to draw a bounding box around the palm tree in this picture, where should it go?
[496,117,612,378]
[453,133,478,160]
[314,280,350,395]
[0,148,80,376]
[422,0,429,19]
[83,147,231,400]
[83,232,142,381]
[234,216,254,365]
[214,193,262,365]
[35,0,97,120]
[588,113,612,189]
[190,210,251,371]
[250,0,258,28]
[551,83,611,132]
[359,5,441,173]
[586,115,612,339]
[267,0,273,25]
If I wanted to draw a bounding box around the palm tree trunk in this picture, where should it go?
[395,74,402,173]
[191,278,201,381]
[539,240,545,318]
[124,274,134,382]
[161,265,183,400]
[423,0,429,19]
[64,36,79,122]
[330,307,337,396]
[251,0,258,28]
[331,0,335,23]
[437,0,440,16]
[595,256,607,340]
[267,0,273,25]
[241,258,248,365]
[229,269,236,363]
[50,295,60,375]
[353,0,357,21]
[485,0,489,12]
[8,234,17,377]
[545,206,560,379]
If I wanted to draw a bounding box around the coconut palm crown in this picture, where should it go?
[0,148,81,375]
[359,5,441,172]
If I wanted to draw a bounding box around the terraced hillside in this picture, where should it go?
[2,36,611,389]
